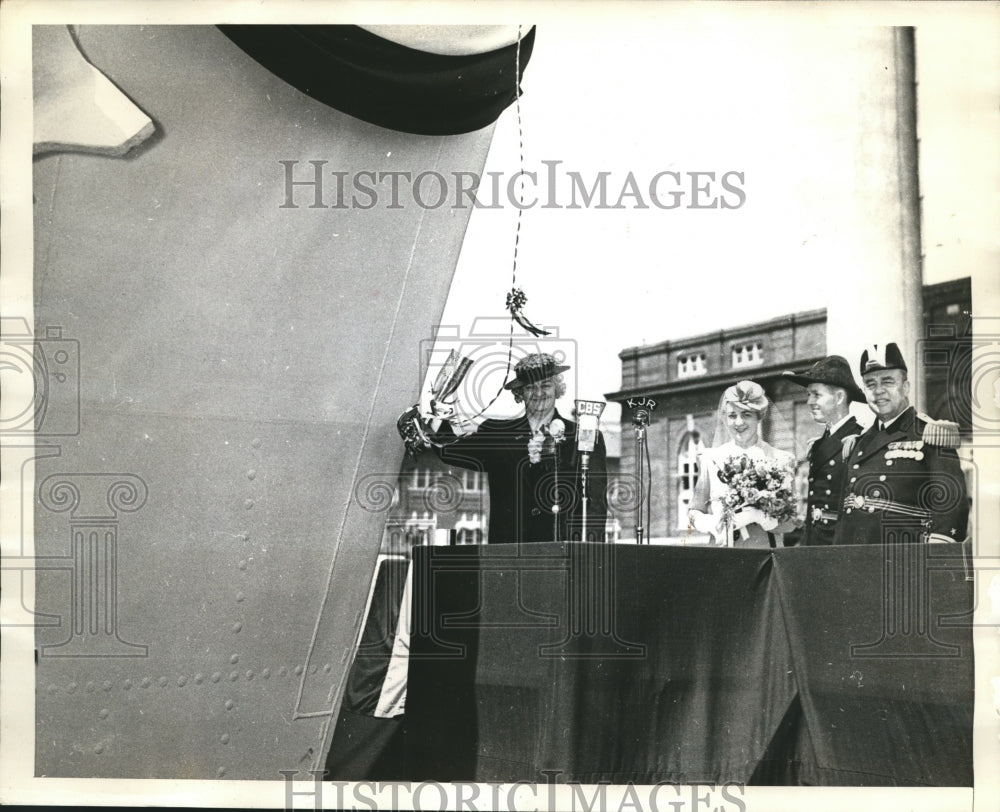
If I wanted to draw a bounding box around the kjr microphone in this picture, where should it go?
[627,396,657,430]
[627,396,656,544]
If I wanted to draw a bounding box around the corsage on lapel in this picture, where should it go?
[526,421,564,465]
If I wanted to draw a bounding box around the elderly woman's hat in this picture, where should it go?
[503,353,570,390]
[783,355,865,403]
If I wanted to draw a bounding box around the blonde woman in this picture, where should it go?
[688,380,797,548]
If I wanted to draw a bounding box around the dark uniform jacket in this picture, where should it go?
[831,407,968,545]
[434,410,608,543]
[801,416,863,546]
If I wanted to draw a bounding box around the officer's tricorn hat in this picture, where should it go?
[859,342,907,376]
[783,355,866,403]
[503,353,570,390]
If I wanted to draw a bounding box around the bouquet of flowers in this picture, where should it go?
[527,431,546,464]
[716,453,798,527]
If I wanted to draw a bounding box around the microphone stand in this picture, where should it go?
[552,437,563,543]
[580,451,590,543]
[634,418,647,545]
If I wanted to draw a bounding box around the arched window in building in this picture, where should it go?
[404,511,423,548]
[404,510,436,549]
[456,513,473,545]
[455,512,484,545]
[676,430,705,530]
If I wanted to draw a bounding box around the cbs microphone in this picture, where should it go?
[575,399,606,454]
[574,400,605,543]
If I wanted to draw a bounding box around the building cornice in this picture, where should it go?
[606,354,827,404]
[617,308,828,361]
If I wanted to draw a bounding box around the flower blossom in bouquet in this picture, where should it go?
[716,453,798,524]
[527,422,565,465]
[527,431,545,464]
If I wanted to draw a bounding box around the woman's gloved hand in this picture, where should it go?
[732,506,778,532]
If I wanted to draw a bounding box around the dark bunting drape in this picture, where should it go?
[387,542,973,786]
[772,543,974,786]
[325,557,410,780]
[218,25,536,135]
[401,544,797,783]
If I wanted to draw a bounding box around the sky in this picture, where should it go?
[432,16,999,425]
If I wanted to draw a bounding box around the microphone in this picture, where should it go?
[626,396,656,545]
[575,399,606,453]
[573,400,605,543]
[548,418,566,543]
[627,396,657,429]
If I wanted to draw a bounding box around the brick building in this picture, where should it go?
[378,462,487,554]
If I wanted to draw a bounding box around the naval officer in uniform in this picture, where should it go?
[783,355,865,546]
[832,343,968,546]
